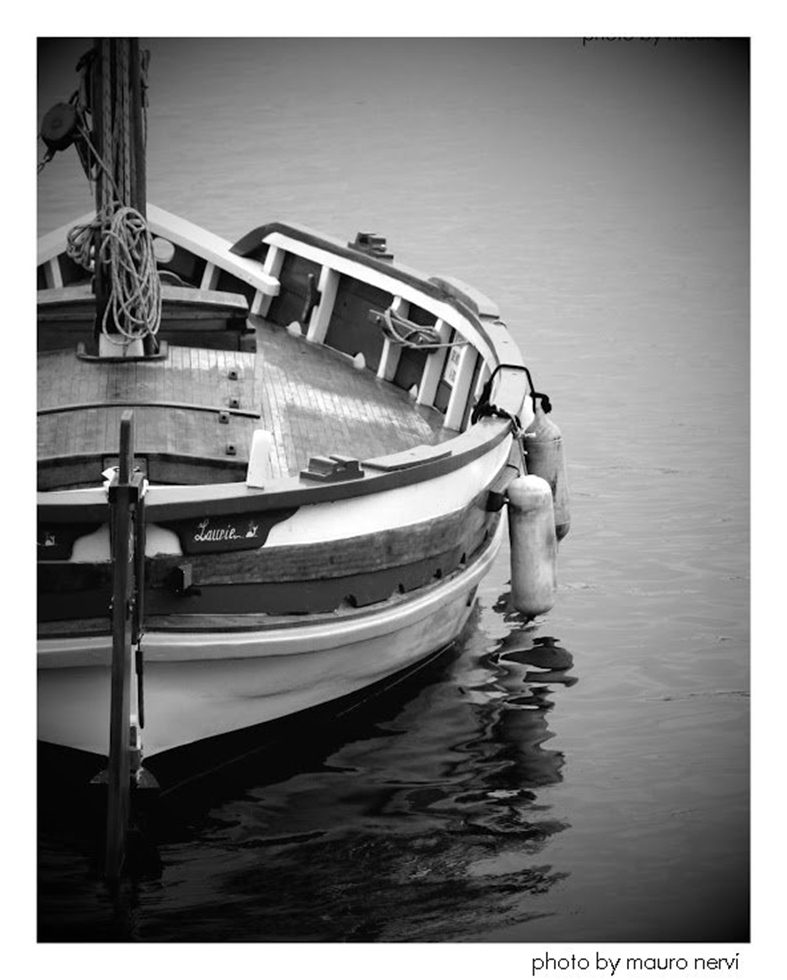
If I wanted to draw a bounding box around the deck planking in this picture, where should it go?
[38,347,260,472]
[37,321,449,485]
[254,318,449,478]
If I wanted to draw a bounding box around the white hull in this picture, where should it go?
[38,518,504,757]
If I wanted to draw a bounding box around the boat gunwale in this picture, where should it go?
[37,418,512,523]
[233,220,520,372]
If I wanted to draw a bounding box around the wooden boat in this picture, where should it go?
[37,40,568,767]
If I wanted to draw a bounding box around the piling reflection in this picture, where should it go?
[38,599,580,942]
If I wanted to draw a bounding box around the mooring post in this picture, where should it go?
[105,410,145,881]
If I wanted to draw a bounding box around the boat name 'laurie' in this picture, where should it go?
[194,518,259,543]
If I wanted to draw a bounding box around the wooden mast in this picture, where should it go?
[91,39,148,343]
[128,39,147,218]
[90,39,109,340]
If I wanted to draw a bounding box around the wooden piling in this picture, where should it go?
[105,411,144,881]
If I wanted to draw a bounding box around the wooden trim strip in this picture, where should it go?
[363,444,452,472]
[37,400,261,420]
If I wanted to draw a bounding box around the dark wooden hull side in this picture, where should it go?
[324,275,391,372]
[264,251,321,327]
[38,494,501,623]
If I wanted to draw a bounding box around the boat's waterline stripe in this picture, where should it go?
[38,518,505,668]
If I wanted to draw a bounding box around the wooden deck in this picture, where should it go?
[37,319,449,487]
[253,318,449,478]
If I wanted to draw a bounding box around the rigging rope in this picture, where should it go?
[66,125,162,345]
[62,42,161,347]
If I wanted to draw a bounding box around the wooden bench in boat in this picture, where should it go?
[38,283,254,352]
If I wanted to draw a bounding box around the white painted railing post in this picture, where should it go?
[473,362,492,404]
[199,261,220,291]
[416,319,451,407]
[306,267,340,343]
[376,297,408,382]
[444,344,477,431]
[44,258,63,290]
[251,246,286,317]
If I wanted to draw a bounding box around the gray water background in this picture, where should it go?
[36,38,749,943]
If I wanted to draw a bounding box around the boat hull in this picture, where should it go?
[38,518,503,757]
[37,206,543,766]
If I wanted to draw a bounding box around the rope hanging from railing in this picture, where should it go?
[374,307,470,350]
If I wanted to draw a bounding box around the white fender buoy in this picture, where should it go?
[246,429,275,488]
[523,404,571,541]
[507,474,557,617]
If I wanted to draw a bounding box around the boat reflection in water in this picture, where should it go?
[38,599,578,942]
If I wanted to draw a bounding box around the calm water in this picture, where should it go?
[36,38,749,943]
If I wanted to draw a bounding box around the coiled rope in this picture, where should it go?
[65,120,161,346]
[68,206,162,345]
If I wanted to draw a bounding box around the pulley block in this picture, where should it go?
[41,102,80,153]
